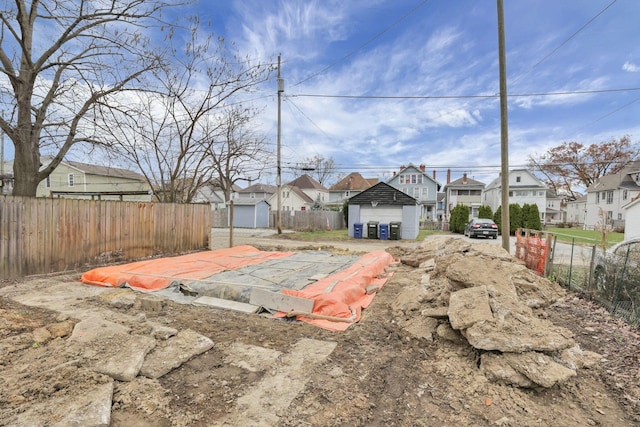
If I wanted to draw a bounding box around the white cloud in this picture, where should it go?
[622,61,640,72]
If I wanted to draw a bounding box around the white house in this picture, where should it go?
[443,173,485,220]
[286,174,329,206]
[482,169,547,220]
[267,184,314,214]
[565,194,587,227]
[584,160,640,230]
[623,196,640,240]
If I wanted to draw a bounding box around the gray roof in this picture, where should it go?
[64,160,145,181]
[239,183,277,194]
[348,182,418,206]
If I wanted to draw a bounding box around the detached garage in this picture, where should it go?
[347,182,421,240]
[230,199,270,228]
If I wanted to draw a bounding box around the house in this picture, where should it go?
[443,172,485,220]
[386,164,439,221]
[2,158,151,201]
[436,192,446,221]
[193,180,242,209]
[237,183,277,200]
[328,172,377,206]
[584,160,640,229]
[286,174,329,206]
[545,190,565,225]
[565,194,587,227]
[623,195,640,239]
[268,184,314,214]
[230,199,270,228]
[482,169,547,221]
[347,182,421,239]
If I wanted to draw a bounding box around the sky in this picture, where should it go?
[3,0,639,189]
[187,0,640,186]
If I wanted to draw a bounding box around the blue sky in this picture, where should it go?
[192,0,640,186]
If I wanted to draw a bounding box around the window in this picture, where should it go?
[411,175,417,184]
[596,192,599,203]
[417,175,423,184]
[413,188,420,198]
[618,213,622,220]
[508,191,513,197]
[606,191,613,204]
[623,190,628,200]
[344,191,350,198]
[301,206,306,211]
[45,177,51,188]
[250,192,255,199]
[516,176,521,183]
[539,191,544,196]
[399,175,405,184]
[68,173,74,187]
[607,211,613,221]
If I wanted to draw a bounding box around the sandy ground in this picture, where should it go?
[1,233,639,426]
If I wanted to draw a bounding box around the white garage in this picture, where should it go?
[347,182,421,240]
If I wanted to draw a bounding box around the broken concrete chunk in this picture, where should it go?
[448,286,493,330]
[421,306,449,319]
[32,327,52,343]
[481,351,576,388]
[46,320,75,338]
[70,317,130,343]
[93,335,157,381]
[138,296,164,312]
[151,324,178,340]
[463,316,575,353]
[557,345,602,370]
[391,285,427,313]
[480,353,534,388]
[436,323,467,345]
[140,329,214,379]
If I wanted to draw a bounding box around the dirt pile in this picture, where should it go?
[394,237,601,388]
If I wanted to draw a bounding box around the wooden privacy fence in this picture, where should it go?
[271,210,344,231]
[0,196,211,280]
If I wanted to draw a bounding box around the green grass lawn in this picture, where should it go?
[273,228,443,242]
[544,227,624,247]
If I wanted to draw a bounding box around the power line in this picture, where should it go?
[288,86,640,100]
[293,0,431,87]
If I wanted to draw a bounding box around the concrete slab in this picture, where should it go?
[249,288,314,313]
[11,380,114,427]
[93,334,157,381]
[140,329,214,379]
[224,342,282,372]
[193,296,259,313]
[220,338,337,425]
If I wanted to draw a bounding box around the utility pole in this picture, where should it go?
[497,0,510,252]
[276,54,284,234]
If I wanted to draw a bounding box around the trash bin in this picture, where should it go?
[379,223,389,240]
[389,221,402,240]
[367,221,379,239]
[354,223,363,239]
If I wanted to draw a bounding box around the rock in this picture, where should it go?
[481,352,576,388]
[402,316,439,341]
[138,296,164,312]
[109,293,136,309]
[93,335,157,381]
[419,258,436,271]
[32,327,52,343]
[421,307,449,319]
[70,317,130,343]
[151,324,178,340]
[557,345,602,370]
[463,315,575,353]
[448,286,493,330]
[391,285,426,313]
[140,329,214,379]
[47,320,75,338]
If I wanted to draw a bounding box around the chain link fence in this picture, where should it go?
[548,236,640,326]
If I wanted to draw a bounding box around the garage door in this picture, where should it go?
[359,207,402,224]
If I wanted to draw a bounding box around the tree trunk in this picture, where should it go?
[12,135,41,197]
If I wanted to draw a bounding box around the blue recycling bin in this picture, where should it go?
[379,223,389,240]
[354,222,363,239]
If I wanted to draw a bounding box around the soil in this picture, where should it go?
[1,235,639,426]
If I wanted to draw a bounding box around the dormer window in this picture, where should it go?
[516,176,521,183]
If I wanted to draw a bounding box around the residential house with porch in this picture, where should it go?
[584,160,640,229]
[482,169,547,221]
[386,164,440,221]
[443,172,485,220]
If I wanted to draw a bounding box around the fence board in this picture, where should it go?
[0,196,211,280]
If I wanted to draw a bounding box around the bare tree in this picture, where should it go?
[0,0,183,196]
[100,18,272,203]
[528,136,639,200]
[300,154,337,186]
[208,105,271,203]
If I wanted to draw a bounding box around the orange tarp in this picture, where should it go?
[80,245,294,291]
[276,250,395,332]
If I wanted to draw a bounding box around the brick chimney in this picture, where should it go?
[432,169,436,180]
[447,168,451,185]
[463,173,467,184]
